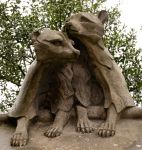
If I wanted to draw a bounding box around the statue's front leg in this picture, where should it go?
[97,104,119,137]
[44,63,73,138]
[76,105,94,133]
[10,60,43,147]
[44,110,70,138]
[10,117,30,147]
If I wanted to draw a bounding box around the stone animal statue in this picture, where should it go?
[44,38,105,137]
[1,28,80,147]
[63,10,142,137]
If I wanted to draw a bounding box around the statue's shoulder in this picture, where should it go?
[93,40,114,69]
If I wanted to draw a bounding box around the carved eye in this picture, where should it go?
[43,39,49,42]
[65,18,70,23]
[50,40,63,46]
[80,16,91,22]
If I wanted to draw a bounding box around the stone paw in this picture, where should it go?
[97,122,115,137]
[44,126,63,138]
[10,132,28,147]
[77,119,94,133]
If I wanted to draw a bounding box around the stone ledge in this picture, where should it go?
[0,119,142,150]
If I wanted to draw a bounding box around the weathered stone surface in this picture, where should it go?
[0,118,142,150]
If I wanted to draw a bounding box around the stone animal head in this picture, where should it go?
[63,10,108,42]
[32,28,80,63]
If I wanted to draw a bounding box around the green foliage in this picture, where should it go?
[0,0,141,111]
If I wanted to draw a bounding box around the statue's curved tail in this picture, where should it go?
[0,113,9,122]
[122,106,142,118]
[87,105,142,119]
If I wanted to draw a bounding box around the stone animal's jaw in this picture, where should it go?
[66,30,102,43]
[34,45,80,64]
[64,25,103,46]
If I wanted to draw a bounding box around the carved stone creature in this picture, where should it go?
[64,11,142,137]
[6,28,80,147]
[44,40,105,137]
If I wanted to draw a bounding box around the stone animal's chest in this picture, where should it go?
[37,65,62,110]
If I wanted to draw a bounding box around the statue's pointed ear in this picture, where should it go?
[98,10,108,24]
[31,30,40,42]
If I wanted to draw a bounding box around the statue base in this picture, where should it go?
[0,118,142,150]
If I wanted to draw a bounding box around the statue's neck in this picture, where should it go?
[79,38,104,52]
